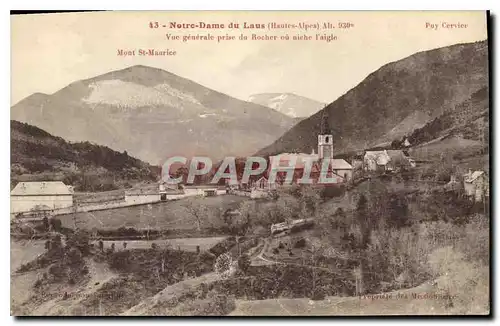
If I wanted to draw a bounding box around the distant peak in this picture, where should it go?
[12,92,50,106]
[125,64,160,71]
[84,64,180,87]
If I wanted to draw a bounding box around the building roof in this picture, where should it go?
[183,185,221,189]
[125,188,160,196]
[11,181,73,196]
[126,184,185,196]
[464,171,486,183]
[330,159,353,170]
[386,150,411,166]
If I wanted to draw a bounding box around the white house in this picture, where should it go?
[363,151,391,172]
[124,187,160,205]
[364,150,415,172]
[329,159,353,182]
[126,183,188,204]
[463,170,489,202]
[11,181,74,214]
[182,185,225,197]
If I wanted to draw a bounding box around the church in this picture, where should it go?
[252,112,353,190]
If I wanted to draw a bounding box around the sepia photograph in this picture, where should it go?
[10,10,490,316]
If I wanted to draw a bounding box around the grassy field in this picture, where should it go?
[409,135,484,162]
[74,189,125,204]
[99,236,227,252]
[58,195,248,230]
[11,239,47,273]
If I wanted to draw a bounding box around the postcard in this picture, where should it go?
[10,11,490,316]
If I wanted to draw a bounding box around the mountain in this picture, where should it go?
[256,40,488,157]
[248,93,325,118]
[11,65,295,164]
[11,120,159,191]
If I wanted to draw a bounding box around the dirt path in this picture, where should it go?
[122,272,221,316]
[251,237,353,273]
[229,278,454,316]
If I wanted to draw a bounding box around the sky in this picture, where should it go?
[11,11,488,105]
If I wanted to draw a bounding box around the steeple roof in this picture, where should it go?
[320,107,331,135]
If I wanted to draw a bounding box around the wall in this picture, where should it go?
[332,169,353,182]
[12,189,229,219]
[166,193,188,200]
[250,189,269,199]
[124,194,160,205]
[363,158,377,171]
[11,195,73,214]
[231,189,269,199]
[231,190,252,197]
[183,188,204,197]
[464,182,475,197]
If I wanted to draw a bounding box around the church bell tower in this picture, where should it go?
[318,109,333,160]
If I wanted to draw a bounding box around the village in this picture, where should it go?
[10,121,490,316]
[9,14,490,315]
[10,121,489,233]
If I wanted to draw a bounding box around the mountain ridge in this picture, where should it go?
[256,40,488,157]
[11,120,159,191]
[248,92,325,118]
[11,65,296,164]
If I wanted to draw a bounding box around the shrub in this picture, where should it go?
[108,251,131,270]
[66,248,83,266]
[237,254,251,273]
[294,238,306,248]
[48,263,66,281]
[174,290,236,316]
[49,218,62,232]
[310,288,326,301]
[214,253,232,278]
[33,279,42,288]
[66,230,91,255]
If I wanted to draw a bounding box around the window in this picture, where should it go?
[160,194,167,201]
[325,136,330,143]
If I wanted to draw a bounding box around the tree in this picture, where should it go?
[183,199,209,231]
[49,218,62,232]
[66,230,91,255]
[110,243,115,252]
[51,234,62,251]
[356,194,370,249]
[299,186,321,218]
[123,242,128,249]
[387,193,409,228]
[237,254,251,273]
[42,216,50,232]
[98,240,104,252]
[66,248,83,265]
[214,253,232,278]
